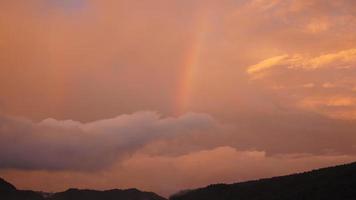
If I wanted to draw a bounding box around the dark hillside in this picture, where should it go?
[0,178,16,193]
[48,188,166,200]
[170,162,356,200]
[0,179,166,200]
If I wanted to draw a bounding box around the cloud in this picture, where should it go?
[1,0,356,122]
[247,48,356,120]
[247,55,296,76]
[0,112,218,171]
[132,111,356,159]
[2,146,355,196]
[248,49,356,75]
[2,109,355,175]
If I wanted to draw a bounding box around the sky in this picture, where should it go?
[1,0,356,197]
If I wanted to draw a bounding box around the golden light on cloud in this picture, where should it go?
[248,48,356,76]
[247,55,290,75]
[247,48,356,120]
[299,96,356,120]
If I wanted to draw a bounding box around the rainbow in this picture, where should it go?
[174,9,210,116]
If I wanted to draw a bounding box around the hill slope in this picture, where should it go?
[0,178,16,193]
[0,179,166,200]
[1,161,356,200]
[48,188,166,200]
[170,162,356,200]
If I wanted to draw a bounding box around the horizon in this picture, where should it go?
[2,160,355,197]
[1,0,356,197]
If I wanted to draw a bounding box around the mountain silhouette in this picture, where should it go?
[170,162,356,200]
[48,188,166,200]
[0,178,166,200]
[0,178,16,193]
[0,177,44,200]
[1,162,356,200]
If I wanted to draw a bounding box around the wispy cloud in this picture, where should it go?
[247,49,356,119]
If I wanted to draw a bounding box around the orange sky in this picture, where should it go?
[1,0,356,197]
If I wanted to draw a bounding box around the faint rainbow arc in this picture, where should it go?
[174,10,210,116]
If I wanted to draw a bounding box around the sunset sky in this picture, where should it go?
[1,0,356,197]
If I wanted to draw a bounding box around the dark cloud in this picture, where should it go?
[140,110,356,158]
[2,108,356,173]
[0,112,217,171]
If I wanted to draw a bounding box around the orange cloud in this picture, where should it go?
[247,48,356,120]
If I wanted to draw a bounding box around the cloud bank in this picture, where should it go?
[0,112,217,170]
